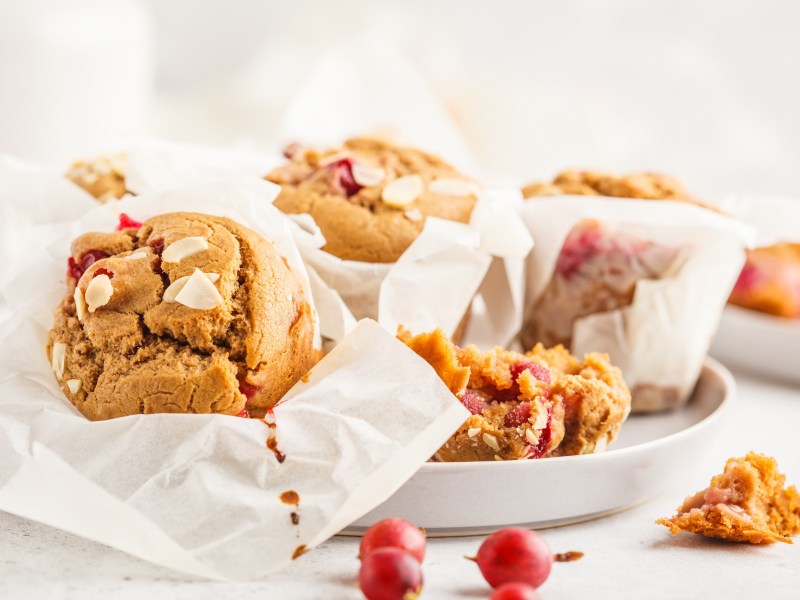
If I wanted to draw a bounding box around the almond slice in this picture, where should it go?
[467,427,482,438]
[51,342,66,381]
[162,236,208,263]
[381,174,424,208]
[525,428,539,445]
[85,274,113,313]
[533,409,549,430]
[428,177,479,197]
[163,271,220,303]
[352,163,386,187]
[124,249,149,260]
[482,432,501,452]
[66,379,82,394]
[174,268,223,309]
[404,208,423,222]
[73,287,87,321]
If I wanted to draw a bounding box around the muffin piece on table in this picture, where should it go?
[46,212,317,420]
[66,153,129,202]
[657,453,800,544]
[398,328,631,461]
[728,243,800,318]
[266,137,479,263]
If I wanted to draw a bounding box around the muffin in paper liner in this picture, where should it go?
[0,168,469,580]
[266,138,533,348]
[519,187,754,413]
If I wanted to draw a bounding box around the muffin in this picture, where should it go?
[266,137,479,263]
[520,169,722,412]
[66,154,128,202]
[522,169,696,203]
[398,328,631,461]
[657,453,800,544]
[728,243,800,318]
[46,212,317,420]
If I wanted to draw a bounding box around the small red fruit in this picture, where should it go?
[359,547,422,600]
[116,213,143,231]
[459,388,489,415]
[490,582,541,600]
[359,518,426,563]
[473,528,552,589]
[327,158,363,197]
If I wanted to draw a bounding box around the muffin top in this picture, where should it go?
[66,154,128,202]
[47,212,316,420]
[266,138,479,263]
[522,169,696,202]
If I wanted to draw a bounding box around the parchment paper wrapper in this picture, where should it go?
[290,189,533,349]
[519,197,755,411]
[717,195,800,245]
[0,175,469,580]
[271,40,533,348]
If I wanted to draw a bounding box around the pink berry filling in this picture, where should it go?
[327,158,363,197]
[460,388,490,415]
[67,250,110,281]
[116,213,143,231]
[733,260,761,293]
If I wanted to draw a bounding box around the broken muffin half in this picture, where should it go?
[398,327,631,462]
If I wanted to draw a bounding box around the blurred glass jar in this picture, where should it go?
[0,0,154,166]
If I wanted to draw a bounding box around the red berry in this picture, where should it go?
[359,547,422,600]
[474,528,552,589]
[504,402,531,428]
[459,388,489,415]
[360,518,426,563]
[328,158,363,197]
[235,408,250,418]
[116,213,143,231]
[490,582,541,600]
[238,379,260,400]
[67,249,110,281]
[510,362,551,385]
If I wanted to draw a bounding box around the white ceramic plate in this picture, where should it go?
[710,305,800,384]
[344,358,733,536]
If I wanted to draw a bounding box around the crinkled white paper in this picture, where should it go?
[289,188,533,348]
[520,197,755,410]
[0,174,469,580]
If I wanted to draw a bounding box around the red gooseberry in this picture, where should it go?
[359,518,426,563]
[359,547,423,600]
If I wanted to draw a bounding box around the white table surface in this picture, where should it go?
[2,368,799,600]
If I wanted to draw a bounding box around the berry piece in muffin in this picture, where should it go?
[398,328,630,461]
[728,243,800,318]
[46,212,317,420]
[66,154,128,202]
[521,219,683,349]
[657,453,800,544]
[266,138,479,263]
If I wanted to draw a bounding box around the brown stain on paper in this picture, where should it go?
[280,490,300,505]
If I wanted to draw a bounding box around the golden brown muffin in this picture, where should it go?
[398,328,631,461]
[66,154,128,202]
[728,243,800,318]
[266,138,479,263]
[46,212,317,420]
[657,453,800,544]
[522,169,696,203]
